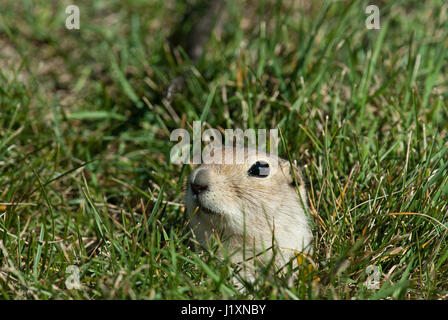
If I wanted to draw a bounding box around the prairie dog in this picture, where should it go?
[185,146,313,273]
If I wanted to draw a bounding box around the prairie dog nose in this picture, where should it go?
[190,168,210,195]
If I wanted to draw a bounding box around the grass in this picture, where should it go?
[0,0,447,299]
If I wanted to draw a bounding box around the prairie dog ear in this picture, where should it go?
[280,160,304,186]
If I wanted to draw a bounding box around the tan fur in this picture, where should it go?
[185,146,313,276]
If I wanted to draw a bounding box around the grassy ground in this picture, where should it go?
[0,0,447,299]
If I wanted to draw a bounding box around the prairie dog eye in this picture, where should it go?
[248,161,270,178]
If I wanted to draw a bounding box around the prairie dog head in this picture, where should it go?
[185,146,313,265]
